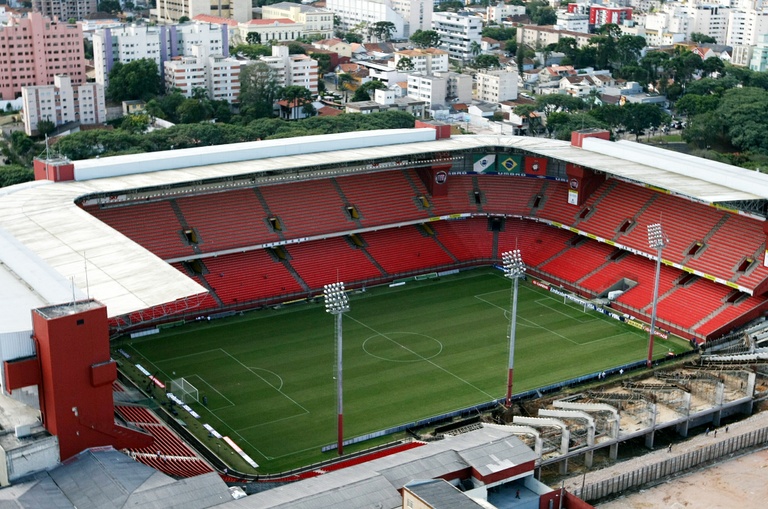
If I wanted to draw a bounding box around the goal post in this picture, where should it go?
[170,377,199,404]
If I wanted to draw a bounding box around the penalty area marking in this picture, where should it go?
[183,374,236,411]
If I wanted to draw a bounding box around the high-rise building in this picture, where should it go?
[394,48,449,74]
[34,0,97,23]
[21,74,106,135]
[93,22,227,87]
[151,0,251,24]
[164,45,241,102]
[327,0,402,39]
[260,45,318,93]
[432,11,483,61]
[0,13,86,101]
[475,69,518,103]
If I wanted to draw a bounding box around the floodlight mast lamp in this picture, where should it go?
[503,250,526,408]
[324,282,349,455]
[646,223,668,369]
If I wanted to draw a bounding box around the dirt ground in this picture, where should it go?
[597,448,768,508]
[559,410,768,508]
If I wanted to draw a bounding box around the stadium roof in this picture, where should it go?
[1,130,765,335]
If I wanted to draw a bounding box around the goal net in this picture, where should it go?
[170,377,199,404]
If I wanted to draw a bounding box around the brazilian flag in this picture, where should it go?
[498,155,523,174]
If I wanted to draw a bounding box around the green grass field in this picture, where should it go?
[114,268,690,473]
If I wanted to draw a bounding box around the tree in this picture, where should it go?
[514,104,542,136]
[410,29,441,48]
[0,165,34,188]
[287,42,306,55]
[481,27,516,41]
[469,40,481,58]
[395,56,415,72]
[588,104,627,131]
[536,94,585,114]
[716,87,768,154]
[674,94,720,117]
[231,43,272,59]
[83,38,94,60]
[351,80,386,102]
[246,32,261,45]
[238,61,281,120]
[178,15,190,23]
[279,85,313,119]
[474,54,500,69]
[36,119,56,137]
[615,35,646,70]
[623,103,663,141]
[545,112,607,140]
[701,56,725,77]
[691,32,717,44]
[107,59,163,102]
[370,21,396,42]
[121,113,151,133]
[124,1,135,10]
[98,0,121,13]
[337,72,355,101]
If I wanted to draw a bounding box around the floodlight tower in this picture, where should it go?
[324,282,349,455]
[647,223,668,369]
[502,250,526,408]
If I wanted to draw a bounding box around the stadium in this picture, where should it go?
[0,125,767,506]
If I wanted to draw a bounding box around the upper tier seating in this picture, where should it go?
[176,190,280,253]
[259,179,352,239]
[336,170,430,227]
[655,278,733,329]
[87,201,191,259]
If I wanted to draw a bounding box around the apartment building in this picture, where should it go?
[152,0,250,24]
[750,33,768,71]
[407,72,471,105]
[390,0,432,37]
[261,45,318,93]
[516,24,596,50]
[475,69,518,103]
[432,11,482,61]
[262,2,335,39]
[164,45,241,102]
[394,48,449,74]
[0,12,86,101]
[727,9,768,47]
[21,74,106,135]
[34,0,97,23]
[589,6,633,27]
[327,0,404,39]
[93,22,227,86]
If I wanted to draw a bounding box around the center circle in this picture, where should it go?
[362,332,443,362]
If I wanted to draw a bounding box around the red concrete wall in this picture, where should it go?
[34,159,75,182]
[32,301,152,460]
[563,490,595,509]
[415,120,451,139]
[473,459,535,485]
[571,130,610,148]
[4,357,41,391]
[540,488,563,509]
[565,163,606,207]
[416,164,451,197]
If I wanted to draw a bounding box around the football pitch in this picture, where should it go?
[114,268,690,473]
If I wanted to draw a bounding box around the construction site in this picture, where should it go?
[469,323,768,505]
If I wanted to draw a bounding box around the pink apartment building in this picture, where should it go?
[0,12,86,101]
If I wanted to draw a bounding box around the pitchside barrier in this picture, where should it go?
[576,426,768,502]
